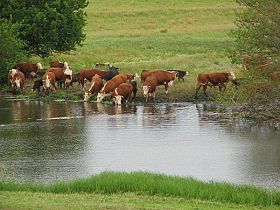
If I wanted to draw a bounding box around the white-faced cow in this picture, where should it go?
[84,74,104,101]
[112,82,134,106]
[97,73,136,103]
[42,72,56,92]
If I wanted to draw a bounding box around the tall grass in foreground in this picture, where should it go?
[1,172,279,207]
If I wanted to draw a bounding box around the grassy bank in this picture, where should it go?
[1,172,280,208]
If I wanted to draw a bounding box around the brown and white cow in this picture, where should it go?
[97,73,136,103]
[50,61,67,68]
[84,74,104,101]
[141,70,177,94]
[142,75,158,102]
[167,69,189,81]
[47,64,72,89]
[8,69,25,91]
[79,69,107,90]
[195,71,237,98]
[42,72,56,92]
[112,82,134,105]
[14,62,43,79]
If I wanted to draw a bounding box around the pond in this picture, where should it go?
[0,98,279,189]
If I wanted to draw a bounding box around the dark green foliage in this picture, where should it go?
[230,0,280,63]
[0,0,88,57]
[0,20,26,85]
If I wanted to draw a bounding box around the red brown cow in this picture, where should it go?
[84,75,104,101]
[79,69,107,90]
[8,69,25,91]
[47,66,72,89]
[42,72,56,92]
[14,62,43,79]
[112,82,134,105]
[50,61,66,68]
[97,73,136,102]
[141,70,177,94]
[195,71,237,98]
[142,75,158,102]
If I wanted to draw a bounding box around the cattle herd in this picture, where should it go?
[8,61,238,105]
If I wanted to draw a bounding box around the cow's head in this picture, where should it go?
[114,95,123,106]
[13,77,21,89]
[63,62,69,69]
[10,69,18,78]
[143,85,149,97]
[37,63,43,70]
[228,71,236,81]
[84,91,91,101]
[97,92,105,103]
[43,75,51,90]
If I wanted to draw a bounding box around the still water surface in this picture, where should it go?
[0,99,279,189]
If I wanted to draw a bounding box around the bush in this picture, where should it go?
[0,20,26,85]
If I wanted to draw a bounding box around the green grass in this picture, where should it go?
[1,191,278,210]
[1,172,280,208]
[25,0,241,101]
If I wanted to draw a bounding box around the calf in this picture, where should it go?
[79,69,107,89]
[112,82,134,105]
[97,73,136,103]
[48,66,72,89]
[42,72,56,92]
[69,73,81,87]
[195,72,237,98]
[9,70,25,91]
[167,69,188,81]
[102,65,119,81]
[14,62,43,79]
[84,74,104,101]
[32,78,43,92]
[143,75,158,102]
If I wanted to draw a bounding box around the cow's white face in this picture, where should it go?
[114,95,123,106]
[10,69,17,78]
[229,71,236,80]
[143,85,149,97]
[84,92,91,101]
[97,92,105,102]
[37,63,43,70]
[168,80,174,86]
[64,62,69,69]
[45,75,51,88]
[64,68,72,76]
[14,78,21,89]
[30,72,36,77]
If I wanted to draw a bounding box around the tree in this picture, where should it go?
[0,0,88,57]
[0,20,26,85]
[230,0,280,64]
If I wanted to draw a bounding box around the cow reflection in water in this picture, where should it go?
[83,102,137,116]
[142,104,176,128]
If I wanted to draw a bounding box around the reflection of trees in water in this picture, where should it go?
[195,102,280,188]
[0,100,87,182]
[142,104,176,128]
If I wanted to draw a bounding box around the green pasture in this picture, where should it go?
[30,0,240,100]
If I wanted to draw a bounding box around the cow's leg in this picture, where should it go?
[203,85,208,97]
[164,84,169,94]
[195,84,202,98]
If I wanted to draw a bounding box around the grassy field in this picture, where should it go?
[26,0,240,101]
[1,172,280,209]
